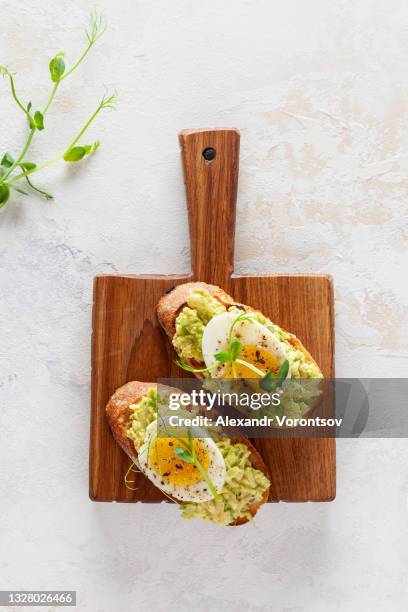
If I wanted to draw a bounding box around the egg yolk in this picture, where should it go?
[223,345,281,378]
[148,437,210,487]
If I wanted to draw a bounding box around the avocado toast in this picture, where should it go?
[157,281,322,379]
[106,381,270,525]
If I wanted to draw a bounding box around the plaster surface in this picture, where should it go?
[1,1,407,610]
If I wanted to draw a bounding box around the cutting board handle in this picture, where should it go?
[179,128,240,284]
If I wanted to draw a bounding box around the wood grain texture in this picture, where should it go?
[90,128,335,503]
[179,129,239,284]
[90,275,189,502]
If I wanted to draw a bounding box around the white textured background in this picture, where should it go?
[1,1,408,610]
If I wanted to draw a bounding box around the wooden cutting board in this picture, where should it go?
[90,128,335,503]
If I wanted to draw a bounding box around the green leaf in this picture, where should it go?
[174,446,194,464]
[259,371,274,392]
[34,111,44,130]
[1,152,15,168]
[83,145,92,154]
[230,339,242,361]
[49,54,65,82]
[214,351,231,364]
[20,162,36,171]
[259,359,290,392]
[26,102,35,129]
[276,359,289,380]
[64,146,86,162]
[0,184,10,207]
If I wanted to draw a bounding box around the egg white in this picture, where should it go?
[138,419,226,503]
[202,311,289,377]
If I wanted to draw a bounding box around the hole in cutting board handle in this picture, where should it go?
[202,147,216,161]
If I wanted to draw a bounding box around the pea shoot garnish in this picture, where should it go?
[174,434,219,500]
[158,417,219,499]
[259,359,290,391]
[176,311,289,380]
[175,360,219,374]
[0,12,116,209]
[124,461,141,491]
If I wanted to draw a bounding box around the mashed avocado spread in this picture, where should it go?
[173,290,225,362]
[126,387,270,525]
[180,437,269,525]
[127,387,158,451]
[173,289,321,378]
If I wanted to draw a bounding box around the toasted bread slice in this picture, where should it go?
[106,381,155,462]
[105,380,270,525]
[157,281,322,375]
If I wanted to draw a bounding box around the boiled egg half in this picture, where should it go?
[138,420,226,502]
[202,311,290,378]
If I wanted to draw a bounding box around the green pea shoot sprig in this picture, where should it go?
[158,416,219,499]
[174,430,219,500]
[0,12,116,208]
[124,460,141,491]
[259,360,289,392]
[176,312,290,385]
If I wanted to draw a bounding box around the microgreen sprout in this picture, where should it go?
[124,461,141,491]
[158,416,219,499]
[174,438,219,500]
[176,311,291,382]
[175,359,220,374]
[0,12,115,209]
[260,359,290,392]
[214,312,278,377]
